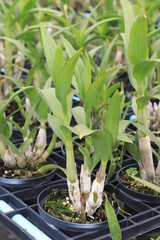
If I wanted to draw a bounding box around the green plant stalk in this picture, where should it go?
[38,133,57,163]
[66,138,82,213]
[65,139,77,183]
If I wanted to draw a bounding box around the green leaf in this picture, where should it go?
[38,164,66,176]
[0,75,24,88]
[0,37,32,61]
[118,120,131,135]
[131,122,160,148]
[105,194,122,240]
[128,16,148,66]
[72,106,86,125]
[103,83,120,103]
[40,88,66,121]
[129,174,160,194]
[132,96,137,115]
[148,28,160,39]
[0,134,19,154]
[18,139,33,154]
[55,48,82,116]
[88,46,102,58]
[120,0,135,42]
[74,141,92,170]
[0,87,33,115]
[118,133,133,143]
[63,37,85,99]
[25,88,47,124]
[40,24,57,83]
[92,131,112,164]
[91,153,100,170]
[44,77,52,89]
[85,17,122,38]
[85,52,91,96]
[65,124,96,140]
[121,33,137,90]
[100,36,117,71]
[53,44,65,85]
[6,0,19,22]
[125,142,141,161]
[84,68,117,128]
[133,60,155,83]
[48,114,65,142]
[23,99,39,135]
[104,91,121,148]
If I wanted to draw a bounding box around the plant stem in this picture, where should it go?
[85,163,106,216]
[137,84,155,181]
[66,139,77,183]
[39,133,57,162]
[65,138,82,213]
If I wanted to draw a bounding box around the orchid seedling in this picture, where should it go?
[39,24,127,239]
[121,0,160,185]
[0,86,57,176]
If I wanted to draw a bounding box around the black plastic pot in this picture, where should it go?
[117,162,160,204]
[38,182,119,233]
[0,158,57,188]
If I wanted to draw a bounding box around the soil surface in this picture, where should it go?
[0,160,49,179]
[44,188,117,224]
[123,172,159,196]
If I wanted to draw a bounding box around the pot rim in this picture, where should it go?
[37,183,119,231]
[117,162,160,200]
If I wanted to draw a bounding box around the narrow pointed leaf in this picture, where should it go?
[63,38,85,99]
[65,124,96,140]
[38,164,66,176]
[128,16,148,66]
[118,133,133,143]
[40,25,57,83]
[72,106,86,125]
[53,44,65,84]
[120,0,135,42]
[131,122,160,148]
[85,52,91,95]
[25,88,47,123]
[133,59,160,83]
[92,131,112,164]
[48,114,65,142]
[129,175,160,194]
[56,48,82,115]
[0,134,19,154]
[104,91,121,148]
[133,60,155,83]
[40,88,65,121]
[100,36,117,71]
[125,142,141,161]
[18,139,33,154]
[105,195,122,240]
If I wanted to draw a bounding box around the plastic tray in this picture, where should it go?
[0,151,160,240]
